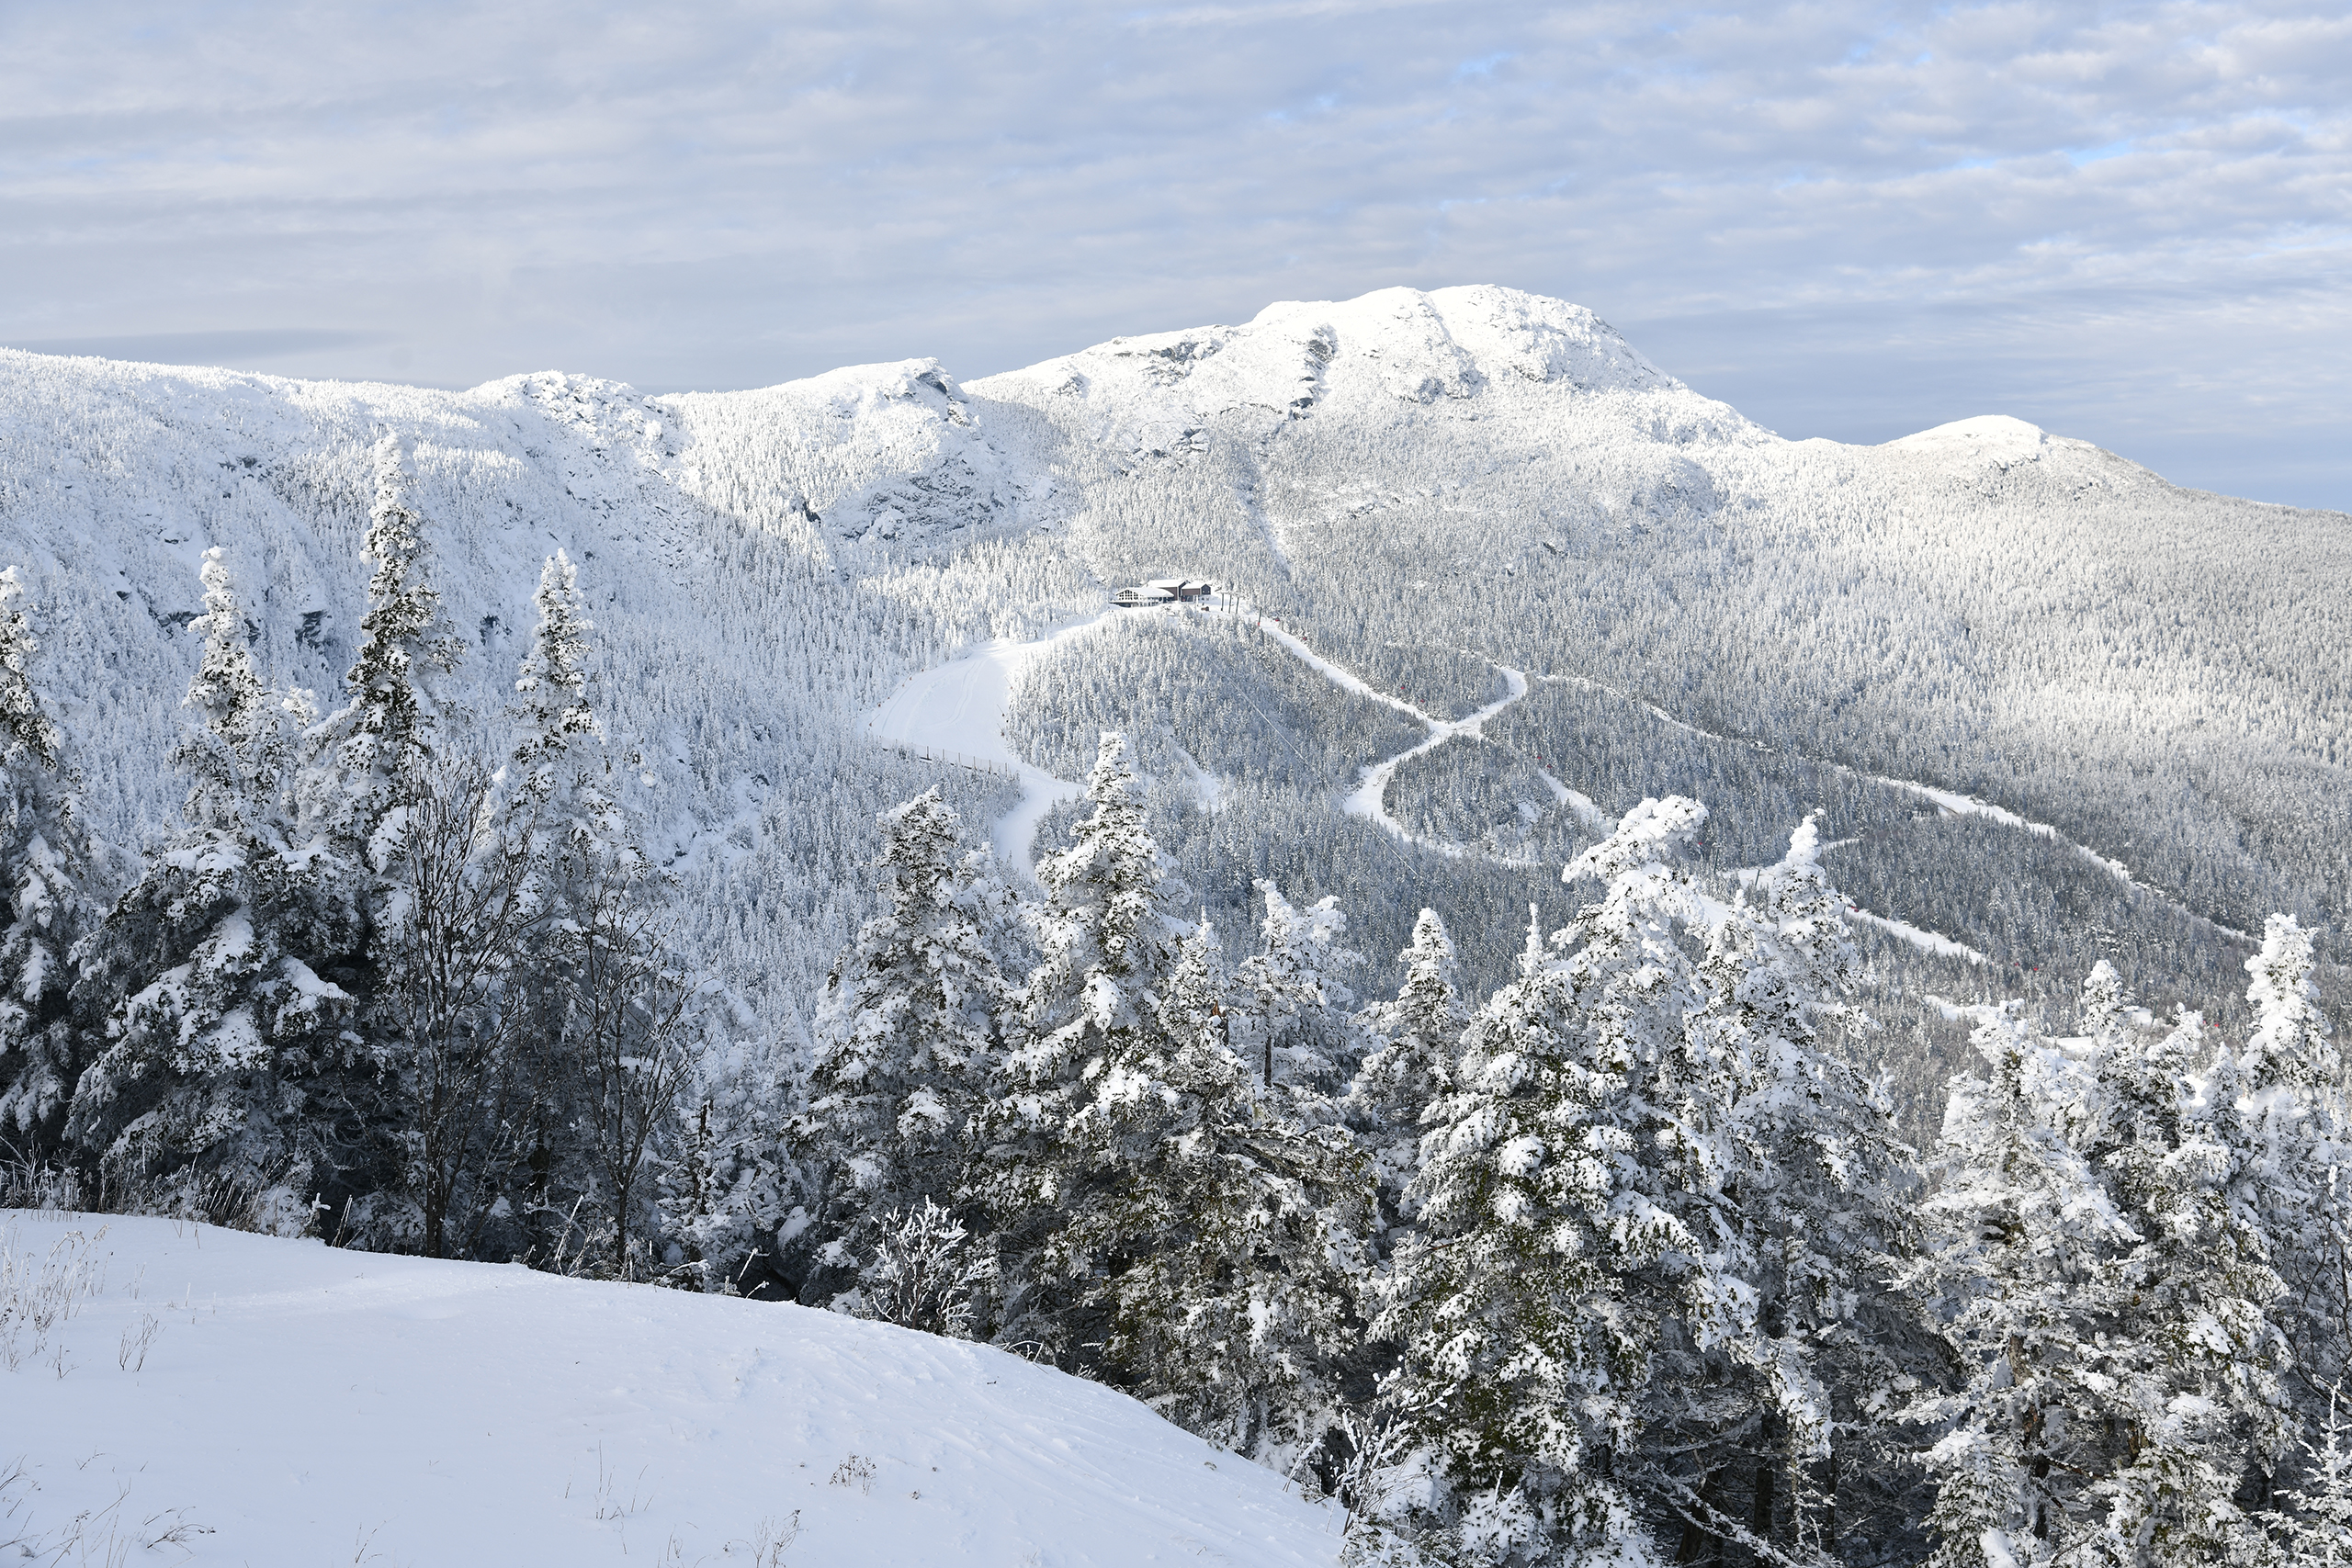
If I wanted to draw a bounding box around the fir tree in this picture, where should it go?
[66,550,369,1220]
[1349,907,1465,1236]
[0,566,104,1159]
[1049,905,1371,1463]
[2233,916,2346,1394]
[509,549,612,841]
[799,788,1011,1308]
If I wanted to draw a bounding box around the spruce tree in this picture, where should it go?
[66,550,371,1221]
[1349,907,1465,1239]
[311,435,545,1255]
[1096,910,1371,1461]
[1374,798,1774,1566]
[292,433,464,883]
[799,787,1011,1308]
[973,735,1372,1461]
[972,731,1175,1351]
[1690,816,1925,1559]
[1903,970,2291,1568]
[0,566,104,1160]
[2233,917,2348,1402]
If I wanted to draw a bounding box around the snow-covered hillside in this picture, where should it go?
[0,282,2343,1048]
[0,1211,1343,1566]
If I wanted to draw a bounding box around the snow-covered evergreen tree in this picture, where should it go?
[1903,967,2290,1568]
[2271,1386,2352,1567]
[0,566,105,1158]
[798,788,1012,1308]
[660,1026,808,1298]
[294,434,460,866]
[1374,797,1780,1567]
[1349,908,1465,1236]
[972,730,1176,1348]
[2229,916,2350,1408]
[1051,902,1372,1463]
[2090,981,2291,1567]
[1235,878,1360,1107]
[316,437,548,1256]
[1899,1002,2132,1566]
[1690,816,1924,1558]
[973,736,1373,1461]
[65,550,369,1218]
[508,549,613,842]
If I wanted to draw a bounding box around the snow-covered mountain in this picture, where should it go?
[1,284,2343,1055]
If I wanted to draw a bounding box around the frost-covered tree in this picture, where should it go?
[661,1028,807,1297]
[1687,816,1926,1559]
[2230,916,2350,1408]
[1235,878,1360,1106]
[294,434,462,866]
[1349,908,1465,1235]
[973,730,1177,1344]
[1049,903,1372,1462]
[0,566,105,1157]
[509,549,613,842]
[798,788,1012,1307]
[65,551,369,1217]
[1374,797,1787,1567]
[974,737,1372,1459]
[1899,1002,2133,1566]
[323,441,550,1256]
[1902,968,2291,1568]
[2270,1386,2352,1567]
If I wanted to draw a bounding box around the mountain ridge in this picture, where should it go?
[0,283,2343,1058]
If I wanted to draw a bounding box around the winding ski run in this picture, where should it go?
[861,598,2219,968]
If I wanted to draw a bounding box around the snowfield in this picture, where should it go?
[0,1213,1344,1567]
[864,611,1120,874]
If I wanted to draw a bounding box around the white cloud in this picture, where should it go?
[1,0,2344,505]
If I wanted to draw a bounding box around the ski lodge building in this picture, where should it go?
[1113,579,1214,608]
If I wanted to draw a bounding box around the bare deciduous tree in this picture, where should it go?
[373,751,554,1258]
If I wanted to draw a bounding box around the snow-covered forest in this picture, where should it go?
[4,285,2349,1566]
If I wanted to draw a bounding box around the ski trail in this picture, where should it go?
[1342,665,1527,838]
[862,609,1118,878]
[1845,908,1989,965]
[870,600,2072,971]
[1242,615,2001,960]
[1231,605,1583,849]
[1530,671,2215,925]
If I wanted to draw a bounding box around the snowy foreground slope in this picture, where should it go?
[0,1213,1343,1566]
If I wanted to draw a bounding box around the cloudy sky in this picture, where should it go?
[5,2,2346,508]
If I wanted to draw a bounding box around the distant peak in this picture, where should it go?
[1885,414,2048,453]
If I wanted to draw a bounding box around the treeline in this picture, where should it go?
[787,758,2348,1568]
[0,437,749,1268]
[756,752,2352,1567]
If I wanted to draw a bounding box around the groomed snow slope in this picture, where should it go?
[0,1213,1342,1566]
